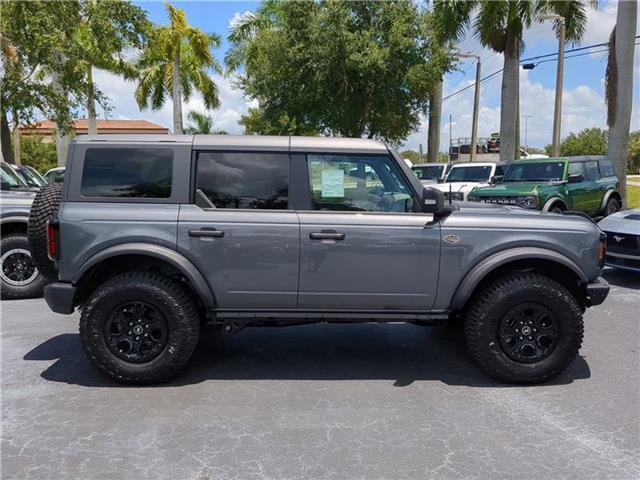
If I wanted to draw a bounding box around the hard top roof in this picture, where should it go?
[512,155,607,164]
[74,134,389,154]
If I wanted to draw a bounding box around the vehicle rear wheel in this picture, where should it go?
[28,183,63,281]
[0,234,48,299]
[79,272,201,384]
[464,272,583,384]
[604,197,620,216]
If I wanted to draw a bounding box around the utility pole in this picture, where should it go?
[458,53,481,162]
[521,115,532,151]
[448,114,452,166]
[542,14,566,157]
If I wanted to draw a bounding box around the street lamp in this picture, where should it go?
[541,13,566,157]
[458,52,481,162]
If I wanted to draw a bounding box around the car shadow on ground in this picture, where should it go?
[603,268,640,289]
[24,322,590,389]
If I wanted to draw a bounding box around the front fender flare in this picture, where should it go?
[450,247,588,311]
[542,197,567,212]
[73,243,215,308]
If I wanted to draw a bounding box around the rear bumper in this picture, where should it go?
[585,277,610,306]
[43,282,76,314]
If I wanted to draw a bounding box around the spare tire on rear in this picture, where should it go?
[28,183,63,281]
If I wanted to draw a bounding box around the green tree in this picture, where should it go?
[544,128,608,157]
[400,150,421,163]
[74,1,149,135]
[434,0,588,162]
[239,107,319,136]
[227,0,447,143]
[19,136,57,174]
[134,3,222,135]
[628,131,640,174]
[184,111,226,135]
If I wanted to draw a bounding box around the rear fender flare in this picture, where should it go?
[73,243,215,308]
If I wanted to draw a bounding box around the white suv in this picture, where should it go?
[432,162,509,202]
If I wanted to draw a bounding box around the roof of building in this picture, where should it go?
[20,119,170,134]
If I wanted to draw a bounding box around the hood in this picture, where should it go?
[432,181,486,193]
[471,182,541,196]
[0,189,36,206]
[598,208,640,235]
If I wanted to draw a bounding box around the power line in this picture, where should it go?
[442,37,640,103]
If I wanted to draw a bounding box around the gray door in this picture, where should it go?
[298,154,440,310]
[178,151,299,309]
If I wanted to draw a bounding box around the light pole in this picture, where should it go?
[521,115,532,151]
[541,14,565,157]
[458,53,481,161]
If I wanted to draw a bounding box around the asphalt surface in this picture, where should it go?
[1,269,639,480]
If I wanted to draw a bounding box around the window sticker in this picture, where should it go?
[321,169,345,198]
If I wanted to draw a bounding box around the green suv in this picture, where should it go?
[468,156,621,216]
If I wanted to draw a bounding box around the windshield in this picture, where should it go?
[504,162,565,182]
[412,165,444,180]
[1,163,28,188]
[16,166,46,188]
[44,168,65,184]
[445,165,493,183]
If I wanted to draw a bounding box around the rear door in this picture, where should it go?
[566,162,591,211]
[178,151,299,309]
[297,153,440,310]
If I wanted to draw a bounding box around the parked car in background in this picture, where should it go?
[0,186,45,299]
[468,156,620,216]
[598,209,640,272]
[411,163,449,184]
[431,161,509,202]
[1,162,35,192]
[43,166,65,184]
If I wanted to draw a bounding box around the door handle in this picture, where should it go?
[189,228,224,238]
[309,231,345,241]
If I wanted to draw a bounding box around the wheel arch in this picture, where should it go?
[73,243,215,309]
[450,247,588,311]
[600,189,621,211]
[0,217,29,237]
[542,197,567,212]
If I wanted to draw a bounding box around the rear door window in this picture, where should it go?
[81,148,173,198]
[584,161,600,181]
[599,159,615,177]
[196,152,289,209]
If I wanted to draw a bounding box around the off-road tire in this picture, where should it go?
[79,272,201,384]
[548,203,565,214]
[0,234,48,299]
[604,197,620,217]
[464,273,583,384]
[28,183,63,281]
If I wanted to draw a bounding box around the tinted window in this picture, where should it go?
[599,159,615,177]
[504,162,565,182]
[584,161,600,181]
[81,148,172,198]
[568,162,585,177]
[1,163,28,188]
[412,165,444,180]
[495,165,505,176]
[445,165,493,182]
[196,152,289,209]
[307,154,413,212]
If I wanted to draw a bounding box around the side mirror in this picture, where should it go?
[0,181,10,191]
[490,175,504,185]
[568,173,583,184]
[436,177,445,184]
[422,187,444,214]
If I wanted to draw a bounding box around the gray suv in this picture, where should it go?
[33,135,609,385]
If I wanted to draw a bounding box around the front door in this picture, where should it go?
[178,151,299,309]
[298,154,440,310]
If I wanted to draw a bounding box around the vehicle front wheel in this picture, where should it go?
[0,234,48,299]
[604,197,620,216]
[464,273,583,384]
[79,272,201,384]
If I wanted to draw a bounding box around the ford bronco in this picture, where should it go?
[31,135,610,385]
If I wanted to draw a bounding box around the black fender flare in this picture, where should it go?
[450,247,588,310]
[73,243,215,308]
[600,189,621,210]
[542,197,568,212]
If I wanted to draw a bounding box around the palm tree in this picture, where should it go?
[135,3,222,135]
[434,0,588,162]
[184,110,226,135]
[605,0,637,209]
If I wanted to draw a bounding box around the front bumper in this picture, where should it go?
[43,282,76,314]
[585,276,610,306]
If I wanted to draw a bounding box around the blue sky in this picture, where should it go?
[94,1,640,151]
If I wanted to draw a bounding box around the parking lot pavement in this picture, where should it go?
[1,269,639,480]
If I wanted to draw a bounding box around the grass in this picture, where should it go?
[627,185,640,209]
